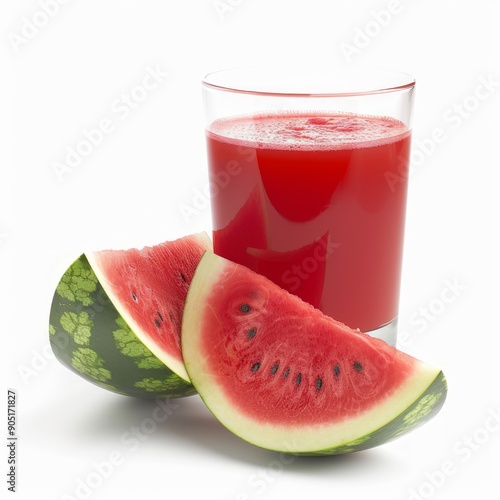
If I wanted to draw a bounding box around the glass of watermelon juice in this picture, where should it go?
[202,66,414,346]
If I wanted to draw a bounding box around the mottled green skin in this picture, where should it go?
[49,255,196,399]
[290,371,447,456]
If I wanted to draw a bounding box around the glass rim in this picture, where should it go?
[202,64,415,98]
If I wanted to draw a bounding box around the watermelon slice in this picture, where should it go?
[182,251,447,455]
[49,232,211,398]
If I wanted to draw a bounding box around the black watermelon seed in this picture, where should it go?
[316,377,323,390]
[157,311,164,322]
[179,272,187,283]
[333,365,341,377]
[283,368,290,379]
[251,362,261,372]
[154,319,161,327]
[295,373,302,386]
[353,361,363,372]
[240,304,251,313]
[131,292,138,302]
[247,327,257,339]
[271,364,279,375]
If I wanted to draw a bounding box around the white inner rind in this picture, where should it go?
[182,251,441,452]
[87,232,212,383]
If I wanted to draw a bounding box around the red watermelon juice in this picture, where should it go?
[206,113,411,335]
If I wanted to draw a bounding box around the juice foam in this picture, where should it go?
[208,113,409,151]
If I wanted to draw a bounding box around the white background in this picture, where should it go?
[2,1,499,499]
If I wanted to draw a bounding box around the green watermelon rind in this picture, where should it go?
[292,371,447,456]
[49,254,196,399]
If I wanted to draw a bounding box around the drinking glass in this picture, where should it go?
[202,65,415,345]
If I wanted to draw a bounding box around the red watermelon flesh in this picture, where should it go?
[182,251,447,454]
[87,232,211,382]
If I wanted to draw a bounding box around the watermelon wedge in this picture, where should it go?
[182,251,447,455]
[49,232,211,398]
